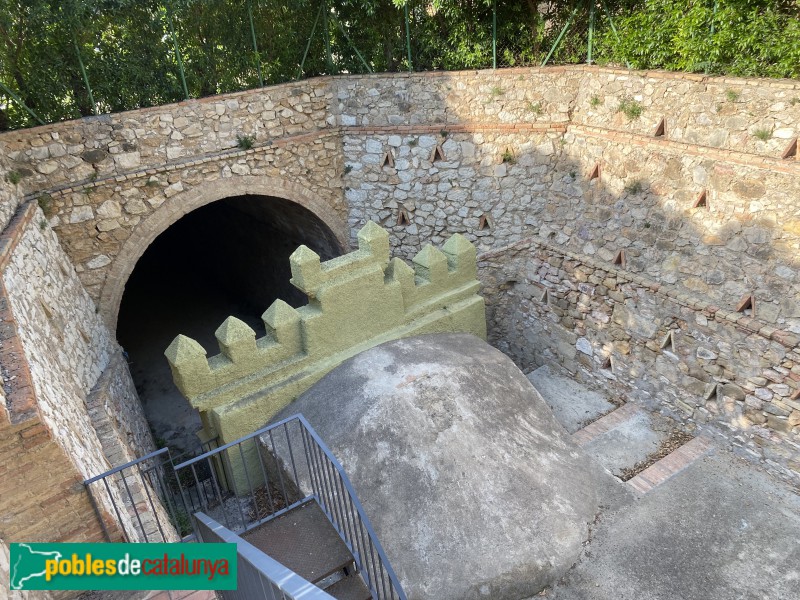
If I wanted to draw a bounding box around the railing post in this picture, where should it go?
[165,3,190,100]
[298,4,323,79]
[247,0,265,86]
[322,0,333,73]
[0,80,45,125]
[72,30,97,115]
[492,0,497,69]
[404,1,413,71]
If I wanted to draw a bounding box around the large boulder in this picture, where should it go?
[275,333,614,600]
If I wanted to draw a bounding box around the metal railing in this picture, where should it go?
[173,414,406,600]
[84,447,181,543]
[195,511,336,600]
[84,438,219,542]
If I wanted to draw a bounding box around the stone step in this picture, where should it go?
[325,573,373,600]
[627,436,714,495]
[241,500,355,585]
[571,403,672,479]
[526,365,616,433]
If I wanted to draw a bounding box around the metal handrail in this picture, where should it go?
[84,447,180,543]
[84,447,170,484]
[296,415,407,600]
[172,414,406,600]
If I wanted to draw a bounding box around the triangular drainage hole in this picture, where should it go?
[735,294,755,317]
[612,249,626,268]
[653,117,666,137]
[396,208,411,226]
[381,151,395,168]
[704,383,720,402]
[660,330,676,353]
[431,144,446,162]
[538,287,549,303]
[478,213,493,231]
[589,163,601,180]
[781,137,797,160]
[600,355,612,370]
[693,190,708,209]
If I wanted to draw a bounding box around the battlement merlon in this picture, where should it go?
[290,221,390,297]
[165,222,485,410]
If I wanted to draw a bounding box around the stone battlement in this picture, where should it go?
[165,222,486,442]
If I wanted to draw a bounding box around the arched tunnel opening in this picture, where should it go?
[116,194,343,455]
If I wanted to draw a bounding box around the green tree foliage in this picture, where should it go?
[0,1,797,130]
[597,0,800,78]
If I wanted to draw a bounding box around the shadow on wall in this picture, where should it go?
[340,70,799,331]
[115,193,342,452]
[338,70,800,481]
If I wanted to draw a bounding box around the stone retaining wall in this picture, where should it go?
[1,65,799,485]
[0,196,157,551]
[479,238,800,485]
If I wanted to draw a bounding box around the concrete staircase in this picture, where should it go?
[242,500,372,600]
[527,366,713,494]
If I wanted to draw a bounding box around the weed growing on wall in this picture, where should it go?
[617,97,643,119]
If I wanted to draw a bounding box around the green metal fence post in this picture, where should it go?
[247,0,265,86]
[587,0,595,65]
[0,80,45,126]
[72,31,97,115]
[600,0,632,69]
[404,1,413,71]
[332,15,372,73]
[706,0,719,74]
[322,0,333,73]
[298,4,323,79]
[541,2,580,67]
[492,0,497,69]
[165,4,190,100]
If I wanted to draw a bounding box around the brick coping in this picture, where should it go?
[0,201,41,427]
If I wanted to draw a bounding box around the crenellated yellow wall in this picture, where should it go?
[165,221,486,446]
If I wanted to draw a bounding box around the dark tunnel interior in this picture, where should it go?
[116,195,342,453]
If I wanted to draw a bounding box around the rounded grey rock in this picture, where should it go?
[276,333,614,600]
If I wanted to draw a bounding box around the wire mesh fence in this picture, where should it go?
[2,1,784,130]
[0,0,570,130]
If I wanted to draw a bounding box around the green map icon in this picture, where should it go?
[10,543,63,590]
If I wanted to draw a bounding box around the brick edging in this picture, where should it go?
[0,279,40,428]
[348,123,568,135]
[570,124,800,175]
[0,200,37,273]
[0,200,42,427]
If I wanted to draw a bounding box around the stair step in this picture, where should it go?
[527,365,616,433]
[627,436,713,494]
[572,403,674,478]
[325,574,373,600]
[241,500,354,584]
[571,402,640,447]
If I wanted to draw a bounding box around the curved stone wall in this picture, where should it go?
[1,65,798,484]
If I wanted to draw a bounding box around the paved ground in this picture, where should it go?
[527,366,616,433]
[546,450,800,600]
[527,364,800,600]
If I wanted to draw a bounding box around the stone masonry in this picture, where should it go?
[0,65,799,559]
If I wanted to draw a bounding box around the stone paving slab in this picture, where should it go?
[627,436,714,495]
[577,407,671,478]
[546,452,800,600]
[526,365,616,433]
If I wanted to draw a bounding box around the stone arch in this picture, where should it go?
[99,175,349,331]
